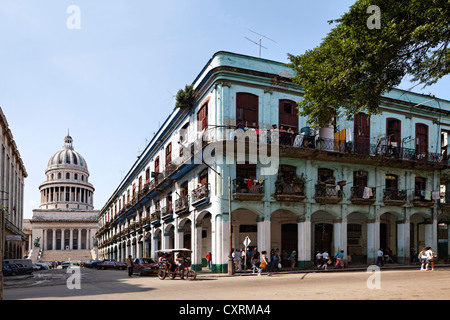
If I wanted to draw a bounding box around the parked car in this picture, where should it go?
[2,264,18,276]
[132,258,159,276]
[87,260,103,268]
[14,263,33,275]
[33,263,48,271]
[61,261,76,269]
[96,261,126,270]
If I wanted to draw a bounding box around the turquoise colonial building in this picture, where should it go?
[97,51,450,272]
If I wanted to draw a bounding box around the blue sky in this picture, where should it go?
[1,0,449,219]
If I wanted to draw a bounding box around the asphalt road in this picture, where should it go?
[4,266,450,301]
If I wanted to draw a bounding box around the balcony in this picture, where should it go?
[383,189,407,206]
[314,184,343,204]
[350,186,376,205]
[161,205,174,222]
[175,195,189,214]
[412,191,434,207]
[274,181,305,202]
[280,131,447,169]
[191,184,210,207]
[151,210,161,227]
[233,178,265,201]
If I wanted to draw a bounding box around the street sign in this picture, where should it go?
[243,236,251,248]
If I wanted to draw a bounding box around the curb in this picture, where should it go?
[195,263,450,277]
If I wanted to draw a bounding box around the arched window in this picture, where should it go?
[415,123,429,154]
[66,173,70,180]
[279,99,298,133]
[386,118,401,145]
[236,93,259,128]
[318,168,334,183]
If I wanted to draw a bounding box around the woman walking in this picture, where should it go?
[419,247,429,271]
[425,247,435,271]
[335,250,345,269]
[258,251,270,276]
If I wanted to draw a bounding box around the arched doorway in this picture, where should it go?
[380,213,397,257]
[438,213,450,260]
[165,224,175,249]
[179,219,192,249]
[346,212,367,264]
[312,211,334,258]
[271,210,298,267]
[197,211,212,268]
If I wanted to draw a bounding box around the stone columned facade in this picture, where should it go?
[29,135,99,262]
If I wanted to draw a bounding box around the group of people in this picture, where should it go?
[418,247,436,271]
[209,247,298,275]
[314,250,332,270]
[376,248,396,267]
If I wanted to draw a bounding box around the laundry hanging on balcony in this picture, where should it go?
[432,191,440,200]
[363,187,373,199]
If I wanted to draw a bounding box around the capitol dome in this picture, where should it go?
[39,135,95,211]
[46,135,89,174]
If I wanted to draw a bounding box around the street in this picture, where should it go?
[4,266,450,301]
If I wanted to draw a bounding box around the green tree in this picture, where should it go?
[288,0,450,127]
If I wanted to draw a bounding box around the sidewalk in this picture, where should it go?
[196,262,450,277]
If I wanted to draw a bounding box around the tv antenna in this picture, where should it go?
[245,30,277,58]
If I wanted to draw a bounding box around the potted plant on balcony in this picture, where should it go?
[293,174,307,195]
[274,175,285,195]
[176,84,197,110]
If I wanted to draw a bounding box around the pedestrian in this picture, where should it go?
[240,249,246,271]
[376,248,384,267]
[335,250,345,269]
[233,248,242,272]
[269,249,280,273]
[321,250,330,270]
[315,251,323,268]
[258,251,270,276]
[384,248,395,263]
[206,251,212,270]
[420,247,428,271]
[127,255,134,277]
[289,251,297,268]
[425,247,435,271]
[251,247,260,273]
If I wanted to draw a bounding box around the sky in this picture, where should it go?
[1,0,449,220]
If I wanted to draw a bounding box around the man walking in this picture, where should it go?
[127,255,134,277]
[376,248,384,267]
[233,248,242,272]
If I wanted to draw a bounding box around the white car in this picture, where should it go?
[61,261,74,269]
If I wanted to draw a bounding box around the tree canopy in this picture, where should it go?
[287,0,450,127]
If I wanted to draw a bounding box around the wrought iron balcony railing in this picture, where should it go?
[233,178,265,195]
[191,184,210,204]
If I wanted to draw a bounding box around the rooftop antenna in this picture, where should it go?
[245,29,277,58]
